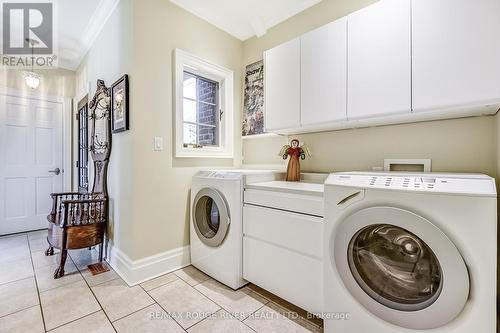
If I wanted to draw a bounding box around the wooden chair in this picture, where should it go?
[46,80,112,278]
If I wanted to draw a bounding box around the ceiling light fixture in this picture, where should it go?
[24,38,40,90]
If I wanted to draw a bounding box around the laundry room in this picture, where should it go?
[0,0,498,332]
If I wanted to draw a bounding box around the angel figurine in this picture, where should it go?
[279,139,311,182]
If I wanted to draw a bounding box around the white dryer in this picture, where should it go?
[190,170,279,289]
[323,172,497,332]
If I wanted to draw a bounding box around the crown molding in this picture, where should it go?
[170,0,322,41]
[67,0,121,70]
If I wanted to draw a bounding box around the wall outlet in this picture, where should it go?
[154,137,163,151]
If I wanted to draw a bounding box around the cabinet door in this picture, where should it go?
[301,18,347,126]
[412,0,500,112]
[264,38,301,131]
[347,0,411,119]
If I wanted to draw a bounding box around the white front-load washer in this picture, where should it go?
[190,169,279,289]
[323,172,497,332]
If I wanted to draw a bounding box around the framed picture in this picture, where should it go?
[242,60,264,136]
[111,74,129,133]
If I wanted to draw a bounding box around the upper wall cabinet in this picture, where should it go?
[412,0,500,112]
[301,18,347,126]
[264,38,301,132]
[262,0,500,135]
[347,0,411,119]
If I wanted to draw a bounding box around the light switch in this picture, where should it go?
[154,137,163,151]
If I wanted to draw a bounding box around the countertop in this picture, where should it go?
[245,180,324,196]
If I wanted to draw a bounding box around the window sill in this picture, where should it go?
[175,149,234,159]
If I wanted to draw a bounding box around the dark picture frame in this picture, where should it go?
[111,74,129,133]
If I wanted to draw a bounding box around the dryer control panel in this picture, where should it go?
[326,172,496,196]
[366,175,436,190]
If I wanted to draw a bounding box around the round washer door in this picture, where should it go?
[332,206,469,330]
[192,188,230,247]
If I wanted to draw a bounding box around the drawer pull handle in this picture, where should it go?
[337,191,361,205]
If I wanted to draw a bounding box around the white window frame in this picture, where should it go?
[174,49,234,158]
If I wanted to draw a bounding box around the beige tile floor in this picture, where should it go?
[0,230,323,332]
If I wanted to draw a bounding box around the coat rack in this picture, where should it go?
[45,80,112,278]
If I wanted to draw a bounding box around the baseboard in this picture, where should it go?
[107,244,191,286]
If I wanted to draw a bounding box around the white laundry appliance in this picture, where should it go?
[323,172,497,332]
[190,169,279,289]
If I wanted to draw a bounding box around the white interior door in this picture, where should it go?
[0,93,63,235]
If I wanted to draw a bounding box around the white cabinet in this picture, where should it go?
[243,205,323,314]
[262,0,500,134]
[244,188,323,216]
[243,237,322,314]
[301,18,347,126]
[264,38,301,131]
[347,0,411,119]
[412,0,500,112]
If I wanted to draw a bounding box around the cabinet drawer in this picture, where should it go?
[243,205,323,258]
[243,236,322,314]
[244,189,323,217]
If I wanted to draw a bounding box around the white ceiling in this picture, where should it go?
[52,0,321,69]
[170,0,323,41]
[55,0,119,70]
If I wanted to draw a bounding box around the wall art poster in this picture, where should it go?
[242,60,264,136]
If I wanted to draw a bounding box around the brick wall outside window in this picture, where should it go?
[197,79,218,146]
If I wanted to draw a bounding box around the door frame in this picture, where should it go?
[0,85,72,192]
[74,85,90,192]
[76,95,89,192]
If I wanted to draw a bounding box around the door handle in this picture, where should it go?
[337,191,362,205]
[48,168,61,175]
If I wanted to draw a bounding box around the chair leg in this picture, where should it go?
[45,246,54,256]
[98,243,104,262]
[53,249,67,279]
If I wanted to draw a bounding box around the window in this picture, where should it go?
[76,95,89,192]
[183,73,219,147]
[175,49,233,158]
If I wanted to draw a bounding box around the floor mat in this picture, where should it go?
[87,262,110,275]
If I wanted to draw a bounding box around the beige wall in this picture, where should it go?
[296,116,496,176]
[128,0,243,259]
[0,67,75,98]
[72,0,243,261]
[242,0,497,179]
[75,0,135,256]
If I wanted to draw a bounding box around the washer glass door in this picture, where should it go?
[193,188,230,247]
[348,224,442,311]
